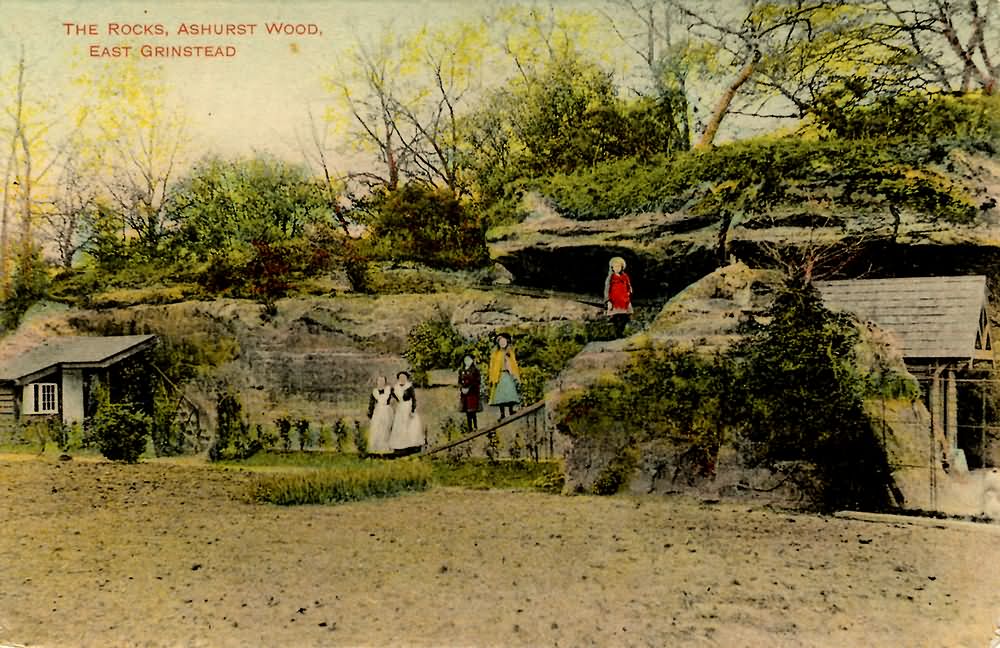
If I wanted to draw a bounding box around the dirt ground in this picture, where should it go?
[1,455,998,648]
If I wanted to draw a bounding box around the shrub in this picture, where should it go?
[592,445,639,495]
[517,366,547,406]
[367,183,489,270]
[250,460,432,505]
[90,386,151,463]
[538,135,980,224]
[295,419,311,451]
[1,248,50,330]
[732,279,894,511]
[151,384,186,457]
[352,420,367,457]
[558,343,733,481]
[209,390,264,461]
[332,419,349,453]
[275,416,293,452]
[404,314,468,385]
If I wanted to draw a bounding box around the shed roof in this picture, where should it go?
[0,335,157,385]
[813,276,989,361]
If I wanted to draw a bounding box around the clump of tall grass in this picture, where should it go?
[250,459,432,505]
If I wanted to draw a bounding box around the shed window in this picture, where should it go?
[26,383,58,414]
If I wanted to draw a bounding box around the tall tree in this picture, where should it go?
[874,0,999,94]
[79,58,188,254]
[164,155,332,259]
[327,26,417,192]
[43,139,98,269]
[0,45,79,293]
[665,0,898,147]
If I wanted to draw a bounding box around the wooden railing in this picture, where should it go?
[420,400,546,457]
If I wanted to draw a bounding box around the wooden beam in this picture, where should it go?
[421,400,546,457]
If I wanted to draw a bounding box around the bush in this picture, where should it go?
[275,416,293,452]
[559,343,733,481]
[209,390,264,461]
[91,394,151,463]
[403,314,469,385]
[332,419,349,453]
[352,420,367,457]
[250,460,432,505]
[732,279,894,511]
[295,419,311,451]
[367,183,489,270]
[1,248,50,330]
[592,446,639,495]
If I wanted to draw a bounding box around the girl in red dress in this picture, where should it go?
[604,256,633,337]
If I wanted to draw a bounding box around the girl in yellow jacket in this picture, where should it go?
[488,333,520,420]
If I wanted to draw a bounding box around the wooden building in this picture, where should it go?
[814,276,994,470]
[0,335,157,434]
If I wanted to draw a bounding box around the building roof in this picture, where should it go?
[0,335,157,385]
[813,276,990,361]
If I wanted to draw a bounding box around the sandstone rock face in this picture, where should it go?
[550,262,948,510]
[489,153,1000,300]
[13,290,597,447]
[489,194,717,298]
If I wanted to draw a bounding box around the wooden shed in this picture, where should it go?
[814,275,994,470]
[0,335,157,434]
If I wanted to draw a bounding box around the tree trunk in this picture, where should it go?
[696,49,761,150]
[1,51,27,297]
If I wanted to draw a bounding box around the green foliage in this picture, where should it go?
[538,134,980,224]
[517,366,546,406]
[209,390,264,461]
[592,445,639,496]
[332,419,349,453]
[1,248,50,330]
[367,183,488,270]
[508,324,588,376]
[275,416,293,452]
[403,314,468,384]
[89,381,151,463]
[732,280,894,511]
[560,343,732,482]
[427,457,563,492]
[250,459,432,505]
[151,384,186,457]
[808,87,1000,149]
[352,419,367,457]
[465,56,687,217]
[484,431,501,462]
[295,419,311,451]
[165,155,334,259]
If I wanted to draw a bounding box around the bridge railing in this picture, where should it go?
[421,400,553,459]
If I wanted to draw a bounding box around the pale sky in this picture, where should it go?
[1,0,491,165]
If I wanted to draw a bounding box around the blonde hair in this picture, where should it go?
[609,256,626,271]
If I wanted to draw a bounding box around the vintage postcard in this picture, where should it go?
[1,1,999,646]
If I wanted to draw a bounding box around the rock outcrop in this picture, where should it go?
[488,152,1000,298]
[548,262,951,510]
[11,289,598,444]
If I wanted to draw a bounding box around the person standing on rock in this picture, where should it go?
[604,256,633,338]
[389,371,424,456]
[366,375,395,456]
[458,355,482,432]
[488,333,521,420]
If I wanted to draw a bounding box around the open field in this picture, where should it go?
[1,455,998,647]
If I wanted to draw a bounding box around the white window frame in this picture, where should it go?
[24,382,59,414]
